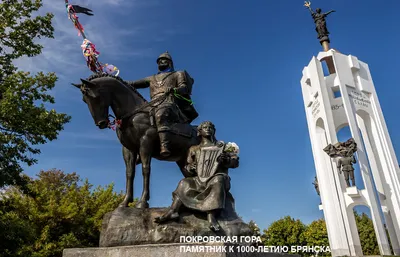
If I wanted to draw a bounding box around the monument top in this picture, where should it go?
[304,1,336,52]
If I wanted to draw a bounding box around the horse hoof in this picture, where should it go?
[118,201,129,208]
[136,201,149,208]
[118,197,133,208]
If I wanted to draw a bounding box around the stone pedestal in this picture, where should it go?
[346,186,360,198]
[63,207,276,257]
[63,243,300,257]
[100,207,253,247]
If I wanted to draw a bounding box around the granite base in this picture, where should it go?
[63,243,300,257]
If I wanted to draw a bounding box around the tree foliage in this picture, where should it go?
[354,211,380,255]
[0,0,71,187]
[301,218,329,247]
[0,169,131,257]
[260,212,388,256]
[248,220,261,237]
[301,218,330,256]
[262,216,307,248]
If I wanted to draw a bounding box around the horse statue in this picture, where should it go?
[72,73,200,208]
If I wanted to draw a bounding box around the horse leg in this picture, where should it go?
[119,146,137,207]
[136,138,152,208]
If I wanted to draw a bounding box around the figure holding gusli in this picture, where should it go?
[154,121,240,232]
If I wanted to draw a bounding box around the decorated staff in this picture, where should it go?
[64,0,120,75]
[71,5,93,16]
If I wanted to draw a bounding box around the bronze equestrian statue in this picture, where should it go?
[71,52,201,208]
[125,52,198,157]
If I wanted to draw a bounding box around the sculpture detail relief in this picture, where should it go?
[312,176,321,204]
[155,121,240,232]
[324,138,357,188]
[304,1,335,45]
[312,176,320,196]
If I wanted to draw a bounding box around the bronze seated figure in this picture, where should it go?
[154,121,240,232]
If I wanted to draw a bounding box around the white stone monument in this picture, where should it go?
[300,49,400,256]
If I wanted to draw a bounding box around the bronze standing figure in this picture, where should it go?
[337,154,357,187]
[154,121,239,232]
[324,138,358,188]
[304,1,335,45]
[125,52,198,157]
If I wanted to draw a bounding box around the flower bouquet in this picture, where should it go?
[224,142,239,156]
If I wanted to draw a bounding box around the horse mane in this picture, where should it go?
[86,73,147,103]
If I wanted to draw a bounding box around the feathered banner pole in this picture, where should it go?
[64,0,120,76]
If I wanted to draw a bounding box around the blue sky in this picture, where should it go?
[18,0,400,230]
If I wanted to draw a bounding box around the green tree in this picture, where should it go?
[0,0,71,187]
[301,218,330,256]
[262,216,306,249]
[248,220,261,237]
[0,169,131,257]
[248,220,263,247]
[354,211,380,255]
[301,218,329,246]
[0,207,36,257]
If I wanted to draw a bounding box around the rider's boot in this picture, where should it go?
[159,132,171,157]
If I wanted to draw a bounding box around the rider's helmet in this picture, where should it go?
[156,51,174,70]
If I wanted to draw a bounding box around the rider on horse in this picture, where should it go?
[126,52,198,157]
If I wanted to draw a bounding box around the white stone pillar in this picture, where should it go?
[300,50,400,256]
